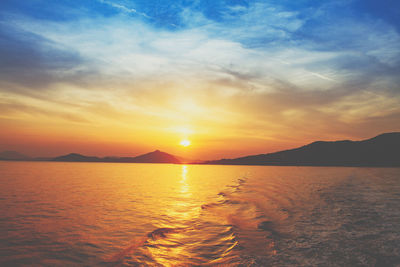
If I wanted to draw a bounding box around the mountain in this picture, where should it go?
[0,150,30,160]
[104,150,181,164]
[52,153,101,162]
[206,132,400,167]
[129,150,181,163]
[52,150,181,164]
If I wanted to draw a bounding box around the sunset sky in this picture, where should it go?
[0,0,399,159]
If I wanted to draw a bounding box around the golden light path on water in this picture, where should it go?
[145,165,197,265]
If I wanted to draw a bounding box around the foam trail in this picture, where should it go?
[105,227,185,263]
[105,236,148,263]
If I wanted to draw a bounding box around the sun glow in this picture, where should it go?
[180,139,191,147]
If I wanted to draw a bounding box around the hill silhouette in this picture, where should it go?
[206,132,400,167]
[51,150,181,164]
[104,150,181,163]
[53,153,100,162]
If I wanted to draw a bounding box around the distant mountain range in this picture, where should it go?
[0,150,182,164]
[1,132,399,166]
[53,150,181,164]
[205,132,400,167]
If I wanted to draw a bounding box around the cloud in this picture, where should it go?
[0,22,88,91]
[0,94,90,123]
[98,0,152,19]
[4,1,399,92]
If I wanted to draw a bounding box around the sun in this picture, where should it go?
[180,139,191,147]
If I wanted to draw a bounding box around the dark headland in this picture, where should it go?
[0,132,399,167]
[205,132,400,167]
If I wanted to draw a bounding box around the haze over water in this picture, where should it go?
[1,162,399,266]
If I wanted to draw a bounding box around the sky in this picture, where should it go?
[0,0,400,159]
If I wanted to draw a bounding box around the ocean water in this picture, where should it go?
[0,162,399,266]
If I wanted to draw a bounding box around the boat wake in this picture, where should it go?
[105,176,294,266]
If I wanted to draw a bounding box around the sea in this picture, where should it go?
[0,162,399,266]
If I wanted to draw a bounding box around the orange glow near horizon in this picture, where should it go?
[0,80,398,160]
[0,111,396,161]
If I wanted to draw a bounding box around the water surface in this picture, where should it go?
[0,162,399,266]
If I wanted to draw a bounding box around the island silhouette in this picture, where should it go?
[1,132,399,167]
[205,132,400,167]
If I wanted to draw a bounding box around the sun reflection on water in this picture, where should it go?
[144,164,203,265]
[179,165,191,197]
[167,165,196,222]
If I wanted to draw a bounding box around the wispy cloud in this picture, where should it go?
[98,0,152,19]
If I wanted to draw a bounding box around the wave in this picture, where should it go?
[105,227,187,263]
[105,177,295,265]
